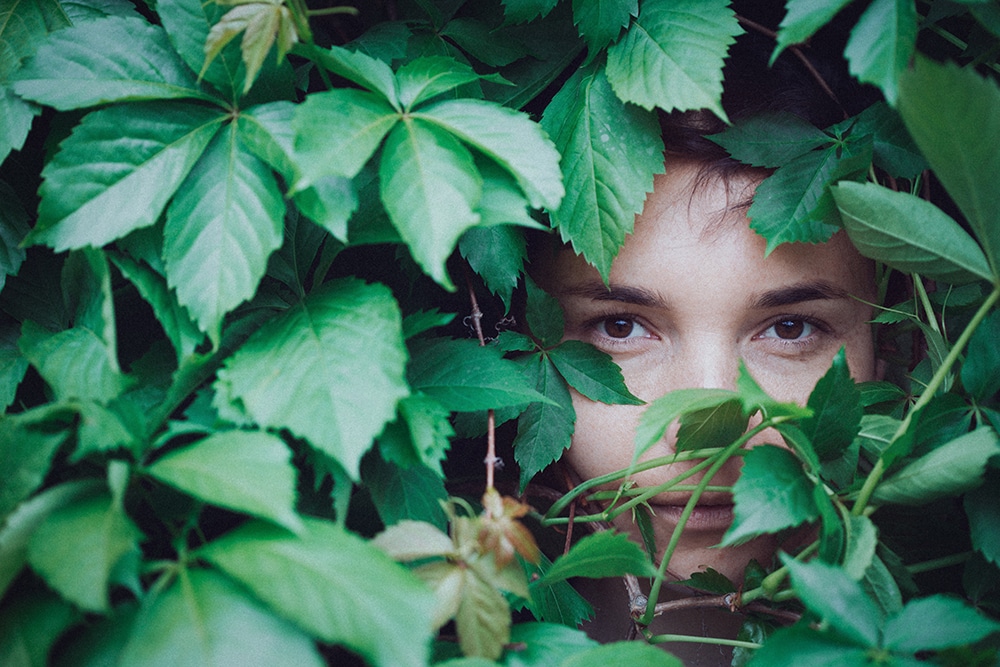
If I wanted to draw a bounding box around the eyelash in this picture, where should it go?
[584,312,656,348]
[754,314,829,348]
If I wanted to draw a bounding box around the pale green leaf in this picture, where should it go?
[380,118,482,289]
[198,519,436,667]
[27,491,142,612]
[292,87,398,187]
[119,568,324,667]
[29,102,223,251]
[844,0,916,105]
[605,0,739,118]
[782,556,882,647]
[415,98,564,210]
[13,17,217,109]
[834,181,993,284]
[897,55,1000,277]
[722,446,819,546]
[0,586,77,667]
[841,515,878,581]
[513,355,575,491]
[773,0,853,62]
[19,321,130,403]
[571,0,637,53]
[396,55,488,110]
[541,61,663,280]
[214,278,408,479]
[73,399,136,461]
[882,595,1000,654]
[634,388,739,462]
[397,392,455,473]
[371,519,454,561]
[204,1,298,95]
[675,398,747,452]
[505,622,597,665]
[0,180,29,293]
[0,480,102,600]
[147,429,303,532]
[548,339,642,405]
[296,42,398,105]
[164,122,285,342]
[157,0,246,102]
[539,531,655,584]
[874,427,1000,506]
[561,641,684,667]
[456,568,510,660]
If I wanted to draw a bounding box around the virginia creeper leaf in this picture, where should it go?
[747,624,870,667]
[522,561,595,628]
[965,468,1000,566]
[800,348,863,460]
[27,490,142,612]
[850,101,927,179]
[0,87,37,163]
[295,42,398,106]
[634,388,739,463]
[371,519,454,561]
[605,0,739,118]
[13,16,216,109]
[198,519,436,667]
[571,0,637,54]
[0,410,68,518]
[524,276,565,348]
[722,446,819,546]
[29,102,223,251]
[455,566,510,660]
[541,61,663,280]
[164,122,285,343]
[203,0,299,94]
[0,586,77,667]
[505,621,597,662]
[539,531,655,584]
[513,354,575,491]
[0,325,27,411]
[460,225,527,313]
[773,0,853,62]
[833,181,993,284]
[19,321,130,404]
[414,98,564,210]
[379,118,482,289]
[675,398,748,453]
[0,0,70,78]
[708,111,831,168]
[157,0,246,102]
[961,310,1000,402]
[548,339,642,405]
[396,55,490,110]
[214,278,408,479]
[0,181,29,293]
[502,0,559,24]
[119,568,324,667]
[561,642,684,667]
[146,429,303,533]
[898,55,1000,278]
[882,595,1000,654]
[60,0,140,22]
[843,0,916,105]
[439,17,529,67]
[362,448,449,530]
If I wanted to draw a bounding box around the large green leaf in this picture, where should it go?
[800,348,862,460]
[513,355,575,491]
[722,445,819,546]
[459,224,527,313]
[27,490,142,612]
[882,595,1000,654]
[296,42,398,106]
[361,451,449,530]
[414,98,564,210]
[633,388,739,462]
[897,55,1000,278]
[19,321,130,403]
[782,556,883,647]
[604,0,739,118]
[674,398,747,453]
[157,0,246,102]
[833,181,993,284]
[119,568,325,667]
[395,55,490,110]
[146,430,303,533]
[873,427,1000,506]
[772,0,853,62]
[214,278,408,479]
[548,339,642,405]
[13,17,217,109]
[379,118,482,289]
[0,87,37,163]
[292,88,399,187]
[60,0,140,22]
[746,624,869,667]
[197,519,436,667]
[0,410,68,518]
[539,531,655,584]
[571,0,637,53]
[407,337,551,412]
[843,0,916,105]
[541,61,662,280]
[29,102,223,251]
[961,310,1000,402]
[0,0,70,79]
[163,122,284,342]
[708,111,831,168]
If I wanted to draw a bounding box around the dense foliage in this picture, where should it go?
[2,0,1000,664]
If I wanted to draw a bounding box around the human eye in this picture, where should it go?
[589,314,655,346]
[754,316,825,345]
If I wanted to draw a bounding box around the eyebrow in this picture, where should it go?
[560,280,849,311]
[750,281,849,309]
[560,283,668,309]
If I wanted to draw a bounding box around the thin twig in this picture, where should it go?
[465,273,498,494]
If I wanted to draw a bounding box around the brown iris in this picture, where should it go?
[604,317,635,338]
[774,319,805,339]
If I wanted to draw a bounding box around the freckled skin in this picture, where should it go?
[539,159,878,581]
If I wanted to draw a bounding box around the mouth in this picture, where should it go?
[653,501,735,532]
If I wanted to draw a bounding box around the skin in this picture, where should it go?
[540,158,878,582]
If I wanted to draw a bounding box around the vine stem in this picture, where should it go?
[852,285,1000,515]
[465,273,497,496]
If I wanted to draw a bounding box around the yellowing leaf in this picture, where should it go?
[203,0,299,94]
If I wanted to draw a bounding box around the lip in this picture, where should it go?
[653,502,735,532]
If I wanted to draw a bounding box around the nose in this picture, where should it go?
[672,335,740,392]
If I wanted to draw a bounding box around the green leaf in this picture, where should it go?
[146,429,303,533]
[962,310,1000,402]
[163,122,285,342]
[60,0,141,22]
[13,17,216,109]
[722,446,819,546]
[539,531,655,584]
[843,0,916,104]
[749,140,871,253]
[361,449,449,530]
[439,17,528,67]
[549,340,642,405]
[634,388,739,462]
[27,490,142,612]
[198,518,436,667]
[0,411,69,518]
[541,61,662,280]
[501,0,558,24]
[371,519,454,561]
[571,0,637,54]
[782,556,883,647]
[513,354,575,491]
[380,118,482,289]
[561,641,683,667]
[157,0,246,102]
[842,515,878,581]
[19,321,130,403]
[0,0,70,78]
[675,398,748,453]
[773,0,853,62]
[73,399,136,461]
[0,585,78,667]
[746,624,870,667]
[203,0,299,95]
[800,348,863,459]
[296,43,398,105]
[0,480,102,600]
[504,622,596,665]
[292,88,398,187]
[605,0,739,118]
[0,86,37,163]
[882,595,1000,654]
[414,98,564,210]
[965,468,1000,566]
[0,181,29,293]
[455,566,510,660]
[897,55,1000,278]
[63,248,117,358]
[119,568,325,667]
[851,101,927,179]
[396,55,488,110]
[521,566,594,629]
[29,102,223,251]
[708,111,831,168]
[524,276,565,348]
[395,392,456,474]
[874,427,1000,506]
[408,337,551,412]
[833,181,993,285]
[460,225,527,313]
[214,278,408,479]
[0,325,28,411]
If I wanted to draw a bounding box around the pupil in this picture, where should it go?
[775,319,804,339]
[605,318,634,338]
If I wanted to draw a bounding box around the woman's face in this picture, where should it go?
[540,159,878,581]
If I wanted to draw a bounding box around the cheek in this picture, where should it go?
[564,392,644,479]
